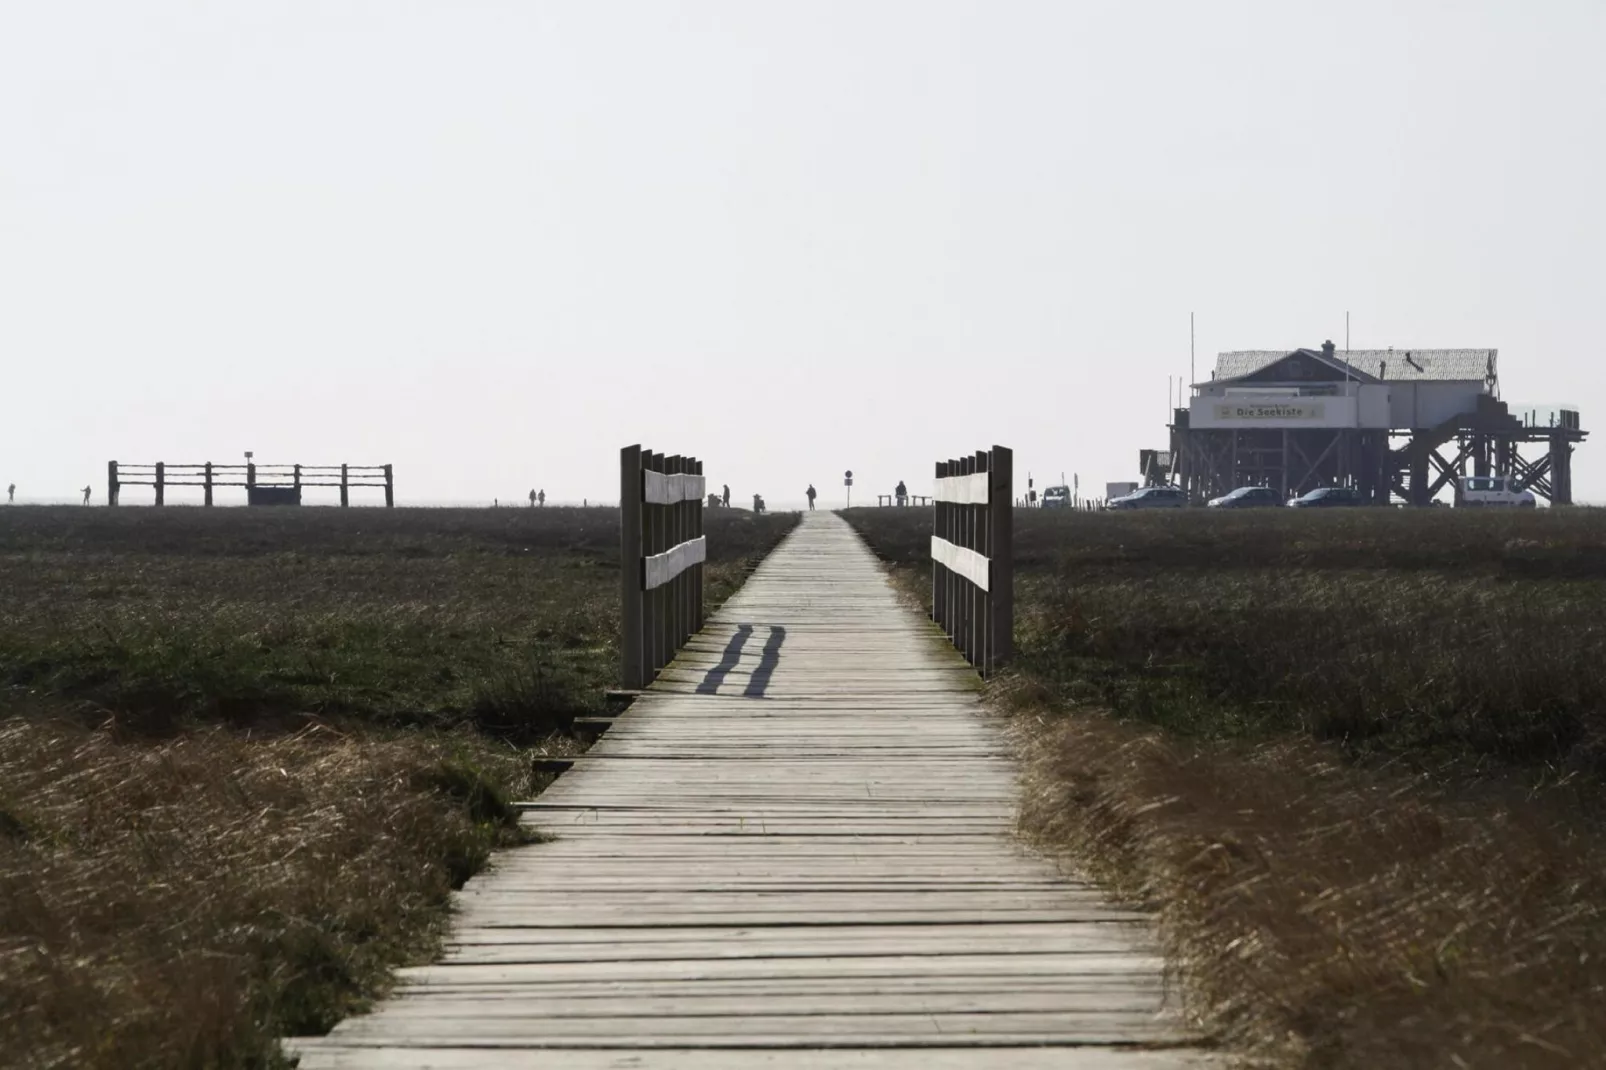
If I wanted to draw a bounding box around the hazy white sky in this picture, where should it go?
[3,1,1603,506]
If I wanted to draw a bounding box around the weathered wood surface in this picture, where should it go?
[288,512,1213,1068]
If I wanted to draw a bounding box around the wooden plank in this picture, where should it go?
[286,1046,1217,1069]
[294,513,1214,1068]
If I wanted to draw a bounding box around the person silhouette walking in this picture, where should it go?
[81,486,91,505]
[529,489,536,507]
[6,484,13,504]
[538,489,546,506]
[806,484,817,510]
[722,484,730,508]
[895,479,907,506]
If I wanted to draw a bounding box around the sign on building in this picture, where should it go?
[1213,401,1328,422]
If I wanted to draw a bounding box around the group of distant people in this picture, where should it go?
[5,484,93,505]
[707,483,770,514]
[707,480,909,514]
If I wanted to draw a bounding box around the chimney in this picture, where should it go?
[1322,339,1336,360]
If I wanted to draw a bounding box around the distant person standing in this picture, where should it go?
[722,484,730,508]
[895,479,907,507]
[752,493,764,515]
[806,484,817,510]
[538,489,546,506]
[81,486,91,505]
[528,489,537,507]
[6,483,13,503]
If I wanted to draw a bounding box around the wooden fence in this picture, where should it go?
[620,446,706,690]
[108,462,394,507]
[932,445,1013,675]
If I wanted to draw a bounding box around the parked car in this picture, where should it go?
[1108,486,1188,510]
[1040,485,1072,509]
[1207,486,1283,509]
[1288,486,1364,508]
[1457,475,1536,508]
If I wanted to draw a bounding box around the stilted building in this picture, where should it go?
[1169,341,1586,505]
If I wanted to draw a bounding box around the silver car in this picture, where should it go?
[1108,486,1188,510]
[1207,486,1284,509]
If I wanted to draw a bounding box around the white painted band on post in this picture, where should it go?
[931,536,990,592]
[643,535,707,590]
[933,472,990,505]
[643,472,708,505]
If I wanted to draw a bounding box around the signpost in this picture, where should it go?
[844,470,853,509]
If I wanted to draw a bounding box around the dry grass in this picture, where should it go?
[1013,707,1606,1068]
[844,505,1606,1068]
[0,716,535,1069]
[0,505,799,1069]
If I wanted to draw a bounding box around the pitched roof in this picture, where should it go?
[1213,349,1497,384]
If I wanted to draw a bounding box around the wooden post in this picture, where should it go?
[154,462,165,507]
[976,449,991,670]
[684,457,694,646]
[293,463,302,503]
[937,459,950,642]
[658,451,673,675]
[204,462,213,507]
[247,462,257,494]
[937,462,946,636]
[989,444,1014,670]
[620,445,645,690]
[340,464,349,507]
[665,454,678,655]
[644,451,662,679]
[694,458,705,632]
[673,455,688,650]
[661,454,680,675]
[964,453,979,667]
[107,461,120,506]
[384,464,394,507]
[950,453,963,661]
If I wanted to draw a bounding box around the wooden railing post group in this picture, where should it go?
[103,460,394,506]
[620,445,707,690]
[931,444,1013,675]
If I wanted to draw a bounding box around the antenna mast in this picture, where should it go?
[1190,312,1195,395]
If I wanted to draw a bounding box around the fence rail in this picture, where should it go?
[932,445,1013,675]
[621,446,706,690]
[108,461,393,506]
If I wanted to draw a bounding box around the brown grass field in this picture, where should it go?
[0,505,798,1069]
[844,505,1606,1070]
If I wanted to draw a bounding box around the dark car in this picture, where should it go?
[1289,486,1364,508]
[1108,486,1188,510]
[1207,486,1283,509]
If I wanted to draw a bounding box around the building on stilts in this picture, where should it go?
[1166,341,1585,505]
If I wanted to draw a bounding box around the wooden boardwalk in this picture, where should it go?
[289,512,1213,1068]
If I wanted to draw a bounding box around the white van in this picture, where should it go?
[1457,475,1536,508]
